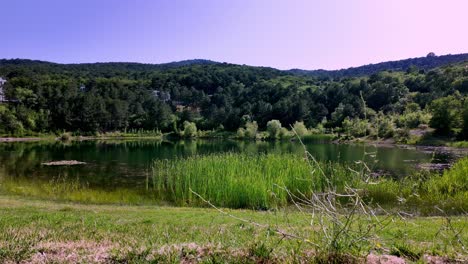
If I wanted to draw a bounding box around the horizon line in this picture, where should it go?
[1,52,467,72]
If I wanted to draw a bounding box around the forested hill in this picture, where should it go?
[0,55,467,141]
[0,59,219,78]
[288,53,468,78]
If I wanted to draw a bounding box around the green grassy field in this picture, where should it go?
[0,195,466,263]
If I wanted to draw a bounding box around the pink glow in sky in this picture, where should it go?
[1,0,467,70]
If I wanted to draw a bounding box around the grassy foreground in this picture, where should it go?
[0,195,467,263]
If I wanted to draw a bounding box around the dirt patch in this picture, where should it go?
[25,240,114,264]
[0,137,42,142]
[41,160,87,166]
[415,163,451,171]
[367,254,406,264]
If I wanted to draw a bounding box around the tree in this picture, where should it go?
[182,121,197,138]
[244,121,258,138]
[460,100,468,140]
[429,96,462,136]
[292,121,308,137]
[266,120,282,139]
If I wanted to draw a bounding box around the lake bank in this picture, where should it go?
[0,195,466,263]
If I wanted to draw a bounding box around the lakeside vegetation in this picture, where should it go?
[1,56,468,145]
[1,153,466,215]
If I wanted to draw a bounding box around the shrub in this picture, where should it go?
[60,132,72,141]
[376,113,395,138]
[236,127,245,138]
[429,96,463,135]
[266,120,282,139]
[244,121,258,138]
[182,121,197,138]
[278,127,289,139]
[292,121,308,136]
[342,117,369,138]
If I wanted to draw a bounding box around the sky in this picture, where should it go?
[1,0,467,70]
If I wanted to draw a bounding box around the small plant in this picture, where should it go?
[59,132,72,141]
[248,242,273,261]
[390,243,421,261]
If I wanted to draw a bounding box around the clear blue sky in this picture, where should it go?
[1,0,467,70]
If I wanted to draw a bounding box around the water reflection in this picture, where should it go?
[0,139,460,190]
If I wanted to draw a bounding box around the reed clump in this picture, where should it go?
[152,153,356,209]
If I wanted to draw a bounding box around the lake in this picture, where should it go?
[0,138,464,193]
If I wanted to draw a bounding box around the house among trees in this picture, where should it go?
[0,77,7,102]
[152,90,171,102]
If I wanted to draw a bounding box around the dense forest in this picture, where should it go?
[288,52,468,78]
[0,54,467,141]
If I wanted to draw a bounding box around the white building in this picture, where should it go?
[0,77,6,102]
[153,90,171,102]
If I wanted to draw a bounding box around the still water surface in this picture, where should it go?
[0,139,462,190]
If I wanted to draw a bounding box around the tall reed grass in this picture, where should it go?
[152,153,356,209]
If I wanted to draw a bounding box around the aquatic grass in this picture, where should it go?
[447,141,468,148]
[152,153,357,209]
[358,157,468,214]
[0,177,159,205]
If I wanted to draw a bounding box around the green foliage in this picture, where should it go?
[461,101,468,140]
[375,113,394,138]
[426,157,468,196]
[429,96,463,136]
[182,121,197,138]
[397,103,431,129]
[152,153,355,209]
[342,117,369,138]
[244,121,258,138]
[1,59,468,141]
[292,121,308,136]
[237,120,258,139]
[266,120,282,139]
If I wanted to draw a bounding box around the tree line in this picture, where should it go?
[0,59,467,140]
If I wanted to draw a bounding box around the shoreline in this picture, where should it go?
[1,134,468,151]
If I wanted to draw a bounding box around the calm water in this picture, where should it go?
[0,139,463,190]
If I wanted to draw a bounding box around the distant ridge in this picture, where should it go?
[287,53,468,78]
[1,53,468,78]
[0,58,218,70]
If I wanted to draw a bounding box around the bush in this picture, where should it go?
[278,127,289,139]
[342,117,369,138]
[429,96,463,135]
[182,121,197,138]
[244,121,258,138]
[266,120,282,139]
[59,132,72,141]
[376,113,395,138]
[397,103,431,129]
[292,121,308,136]
[236,127,245,138]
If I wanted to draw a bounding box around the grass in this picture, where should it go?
[447,141,468,148]
[0,195,466,263]
[361,157,468,215]
[152,153,356,209]
[151,152,468,214]
[0,176,159,205]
